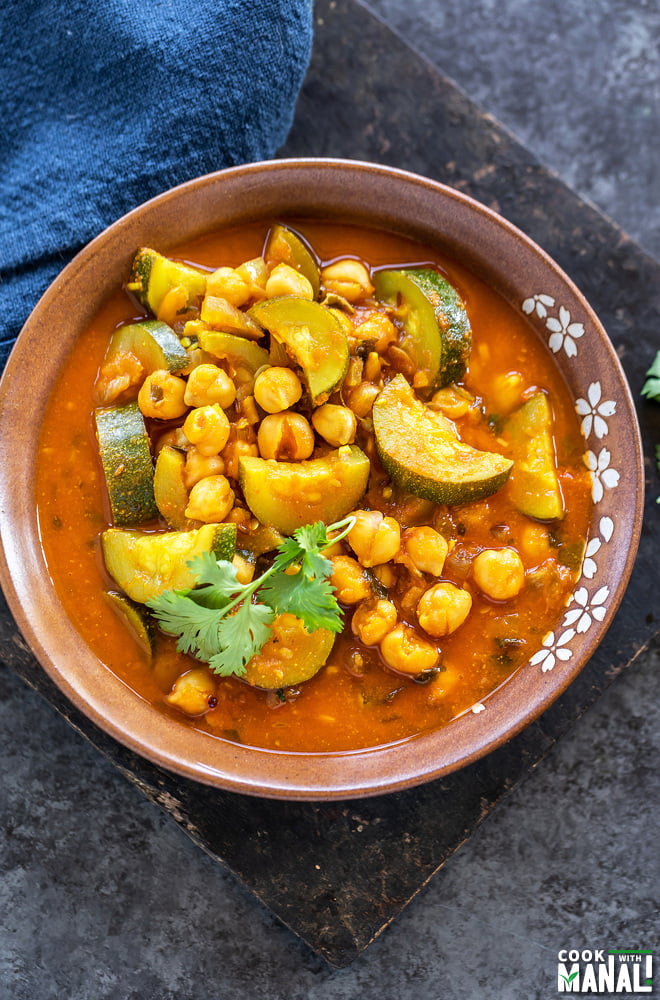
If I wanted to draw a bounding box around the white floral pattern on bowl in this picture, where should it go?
[467,296,626,695]
[522,295,621,674]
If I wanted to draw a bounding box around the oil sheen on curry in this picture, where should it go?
[35,222,593,753]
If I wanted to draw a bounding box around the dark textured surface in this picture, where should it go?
[1,0,659,993]
[366,0,660,261]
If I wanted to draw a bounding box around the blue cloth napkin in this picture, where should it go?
[0,0,313,369]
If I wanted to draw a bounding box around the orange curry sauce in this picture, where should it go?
[35,222,592,752]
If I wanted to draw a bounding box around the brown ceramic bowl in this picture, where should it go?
[0,159,644,799]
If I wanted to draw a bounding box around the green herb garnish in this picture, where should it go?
[147,516,355,677]
[641,351,660,402]
[642,353,660,502]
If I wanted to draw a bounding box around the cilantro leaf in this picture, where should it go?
[209,601,275,677]
[642,351,660,402]
[147,590,223,661]
[186,554,243,607]
[261,567,342,632]
[147,515,356,678]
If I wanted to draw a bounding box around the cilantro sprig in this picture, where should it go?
[642,351,660,403]
[146,516,355,677]
[642,352,660,502]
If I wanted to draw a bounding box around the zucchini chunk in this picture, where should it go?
[374,267,472,390]
[238,445,370,535]
[95,320,189,404]
[373,375,513,504]
[236,522,285,556]
[248,297,349,404]
[153,445,188,529]
[264,224,321,299]
[243,613,334,689]
[502,393,565,520]
[128,248,207,316]
[105,591,154,659]
[95,402,159,526]
[200,295,264,340]
[197,329,270,375]
[102,523,237,603]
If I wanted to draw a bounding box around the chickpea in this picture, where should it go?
[416,583,472,638]
[265,262,314,300]
[165,667,217,716]
[184,364,236,409]
[257,411,315,461]
[232,553,256,585]
[352,314,397,352]
[321,259,374,302]
[205,266,251,307]
[184,474,234,523]
[351,599,397,646]
[137,370,188,420]
[183,404,231,456]
[347,509,401,568]
[329,555,372,604]
[490,372,524,415]
[347,382,380,418]
[430,384,475,419]
[235,256,268,297]
[402,526,449,576]
[473,547,525,601]
[312,403,357,447]
[222,435,259,479]
[253,367,303,413]
[183,448,226,490]
[520,523,551,563]
[380,624,439,676]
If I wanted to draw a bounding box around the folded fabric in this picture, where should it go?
[0,0,313,369]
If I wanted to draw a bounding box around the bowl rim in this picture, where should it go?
[0,157,645,799]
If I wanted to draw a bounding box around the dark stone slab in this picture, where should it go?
[1,0,658,969]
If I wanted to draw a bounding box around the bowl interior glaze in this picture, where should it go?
[0,159,644,799]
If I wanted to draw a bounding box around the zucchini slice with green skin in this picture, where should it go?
[197,329,270,374]
[107,320,188,372]
[248,297,349,404]
[153,445,188,529]
[374,267,472,390]
[102,523,237,603]
[200,295,264,340]
[196,329,270,398]
[128,248,207,315]
[236,522,285,556]
[264,224,321,299]
[373,375,513,505]
[239,445,370,535]
[502,393,565,520]
[95,402,158,526]
[243,613,334,689]
[95,320,189,404]
[105,591,154,659]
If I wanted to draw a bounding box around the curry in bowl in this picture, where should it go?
[35,221,592,753]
